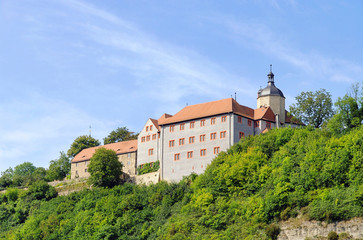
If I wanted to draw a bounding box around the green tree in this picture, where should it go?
[88,148,122,187]
[33,167,47,181]
[289,89,334,128]
[46,152,71,181]
[67,135,100,158]
[14,162,36,177]
[0,168,14,188]
[12,162,37,186]
[327,83,363,135]
[103,127,138,145]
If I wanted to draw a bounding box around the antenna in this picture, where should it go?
[89,125,91,137]
[234,92,237,101]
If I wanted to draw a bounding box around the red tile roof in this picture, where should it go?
[159,98,255,125]
[72,140,137,163]
[254,106,276,122]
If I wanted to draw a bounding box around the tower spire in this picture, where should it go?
[267,64,274,83]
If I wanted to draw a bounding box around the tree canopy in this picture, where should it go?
[88,148,122,187]
[46,152,71,181]
[289,89,334,128]
[67,135,100,158]
[327,82,363,135]
[103,126,138,145]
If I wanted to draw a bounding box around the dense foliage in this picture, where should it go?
[289,88,334,128]
[137,160,160,175]
[0,126,362,239]
[103,126,139,145]
[88,148,123,187]
[67,135,100,158]
[46,152,71,181]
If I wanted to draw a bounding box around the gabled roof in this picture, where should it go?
[159,98,254,125]
[72,140,137,163]
[254,106,276,122]
[150,118,160,131]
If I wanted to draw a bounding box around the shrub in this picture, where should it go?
[327,231,338,240]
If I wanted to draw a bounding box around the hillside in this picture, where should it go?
[0,126,362,239]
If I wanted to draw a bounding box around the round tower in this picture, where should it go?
[257,65,286,124]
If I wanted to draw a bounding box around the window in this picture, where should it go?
[158,132,160,138]
[146,135,150,141]
[189,136,195,144]
[190,121,195,128]
[210,132,217,140]
[248,119,252,126]
[152,134,156,140]
[174,153,180,161]
[238,116,242,123]
[169,140,175,147]
[141,136,146,142]
[179,138,185,145]
[220,131,226,138]
[200,120,205,127]
[150,125,153,131]
[266,122,271,129]
[170,125,175,132]
[211,118,216,125]
[76,163,78,167]
[146,126,149,132]
[187,151,193,159]
[214,147,220,154]
[200,134,206,142]
[200,149,206,156]
[221,116,227,122]
[255,121,259,127]
[180,123,185,130]
[239,132,245,139]
[85,161,87,165]
[148,148,153,156]
[128,153,131,158]
[85,168,87,173]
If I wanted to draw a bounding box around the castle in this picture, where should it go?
[71,69,300,182]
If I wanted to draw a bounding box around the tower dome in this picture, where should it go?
[258,67,285,98]
[257,65,286,124]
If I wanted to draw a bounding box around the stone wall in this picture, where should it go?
[129,171,160,185]
[278,218,363,240]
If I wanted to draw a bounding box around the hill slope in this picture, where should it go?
[1,126,362,239]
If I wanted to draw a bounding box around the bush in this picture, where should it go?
[327,231,338,240]
[27,181,57,200]
[265,223,280,240]
[137,160,160,175]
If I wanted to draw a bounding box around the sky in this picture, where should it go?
[0,0,362,172]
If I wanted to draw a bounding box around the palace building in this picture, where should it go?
[71,69,300,182]
[137,69,300,182]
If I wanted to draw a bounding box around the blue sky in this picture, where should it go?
[0,0,362,172]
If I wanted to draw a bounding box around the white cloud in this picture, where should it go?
[221,18,363,84]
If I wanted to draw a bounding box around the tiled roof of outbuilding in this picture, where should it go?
[72,140,137,163]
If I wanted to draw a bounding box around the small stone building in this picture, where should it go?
[71,140,137,179]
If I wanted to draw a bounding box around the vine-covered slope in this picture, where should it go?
[1,126,362,239]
